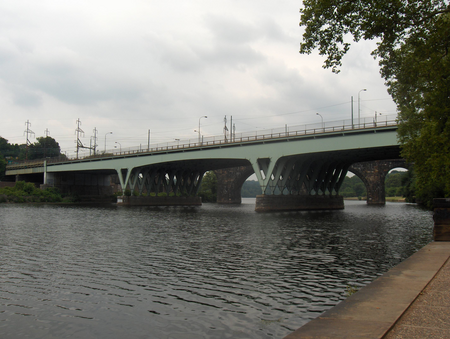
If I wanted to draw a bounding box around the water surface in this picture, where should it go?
[0,200,433,338]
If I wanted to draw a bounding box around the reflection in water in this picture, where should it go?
[0,200,432,338]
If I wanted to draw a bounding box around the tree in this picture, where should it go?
[0,137,22,159]
[241,180,263,197]
[299,0,450,208]
[0,154,6,180]
[27,137,62,160]
[198,171,217,202]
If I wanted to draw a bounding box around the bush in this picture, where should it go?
[0,181,63,203]
[23,182,37,195]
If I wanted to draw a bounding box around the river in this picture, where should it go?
[0,199,433,338]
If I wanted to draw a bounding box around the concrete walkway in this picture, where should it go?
[284,241,450,339]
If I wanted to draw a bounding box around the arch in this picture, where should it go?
[349,159,408,205]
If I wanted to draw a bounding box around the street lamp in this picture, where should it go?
[104,132,112,153]
[198,115,207,144]
[374,112,382,125]
[175,138,180,146]
[358,89,367,126]
[316,112,324,131]
[115,141,121,153]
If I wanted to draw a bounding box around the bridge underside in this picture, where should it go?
[119,159,250,197]
[249,146,400,211]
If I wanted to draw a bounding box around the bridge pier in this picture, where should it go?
[215,165,254,204]
[349,159,407,205]
[46,172,113,201]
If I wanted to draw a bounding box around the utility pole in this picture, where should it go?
[351,96,354,128]
[92,127,98,155]
[223,115,228,142]
[43,128,50,157]
[24,120,35,160]
[230,116,232,141]
[75,118,85,159]
[24,120,35,146]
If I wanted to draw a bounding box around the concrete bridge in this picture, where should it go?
[5,117,403,211]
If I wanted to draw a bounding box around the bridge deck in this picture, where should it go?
[6,119,398,173]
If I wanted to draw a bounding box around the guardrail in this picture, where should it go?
[6,115,397,169]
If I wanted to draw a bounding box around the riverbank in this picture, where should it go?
[284,241,450,338]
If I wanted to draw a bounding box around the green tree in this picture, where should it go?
[0,137,22,159]
[299,0,450,208]
[402,166,417,203]
[198,171,217,202]
[241,180,263,197]
[0,154,6,180]
[27,137,62,160]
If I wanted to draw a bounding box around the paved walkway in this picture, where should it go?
[284,241,450,339]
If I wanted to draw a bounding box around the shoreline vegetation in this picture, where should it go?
[0,181,70,204]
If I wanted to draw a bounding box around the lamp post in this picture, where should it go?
[374,111,382,125]
[175,138,180,146]
[104,132,112,153]
[316,112,324,131]
[198,115,207,144]
[358,88,367,126]
[115,141,121,153]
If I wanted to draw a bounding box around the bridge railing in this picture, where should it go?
[6,114,398,168]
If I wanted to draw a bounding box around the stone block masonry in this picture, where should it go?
[434,198,450,241]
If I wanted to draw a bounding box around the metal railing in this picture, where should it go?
[6,114,397,169]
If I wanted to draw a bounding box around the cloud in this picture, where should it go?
[0,0,397,155]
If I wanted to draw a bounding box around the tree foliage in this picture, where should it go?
[241,180,263,197]
[198,171,217,202]
[27,136,62,160]
[0,136,22,159]
[299,0,450,207]
[0,155,6,180]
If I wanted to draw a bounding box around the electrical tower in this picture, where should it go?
[24,120,35,160]
[223,116,228,142]
[24,120,35,146]
[91,127,98,155]
[43,128,50,158]
[74,119,97,158]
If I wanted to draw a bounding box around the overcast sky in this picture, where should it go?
[0,0,397,157]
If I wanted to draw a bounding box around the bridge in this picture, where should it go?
[4,117,403,211]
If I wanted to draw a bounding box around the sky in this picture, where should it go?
[0,0,397,158]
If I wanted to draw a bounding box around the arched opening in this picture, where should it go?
[340,170,367,200]
[385,167,409,201]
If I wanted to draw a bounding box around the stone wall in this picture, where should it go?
[434,198,450,241]
[215,165,254,204]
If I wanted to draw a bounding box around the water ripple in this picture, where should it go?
[0,201,433,338]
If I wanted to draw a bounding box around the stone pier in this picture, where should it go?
[434,198,450,241]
